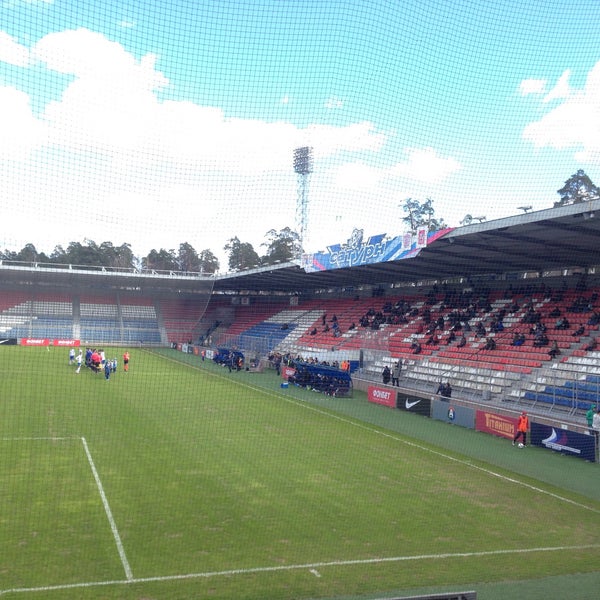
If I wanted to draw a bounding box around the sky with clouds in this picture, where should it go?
[1,0,600,270]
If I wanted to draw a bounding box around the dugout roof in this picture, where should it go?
[1,201,599,295]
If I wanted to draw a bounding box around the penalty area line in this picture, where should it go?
[81,436,133,581]
[1,544,599,596]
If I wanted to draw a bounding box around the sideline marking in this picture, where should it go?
[81,436,133,581]
[157,351,600,514]
[1,544,599,596]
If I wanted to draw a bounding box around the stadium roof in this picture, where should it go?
[213,200,600,293]
[1,201,599,295]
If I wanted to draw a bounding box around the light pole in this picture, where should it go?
[294,146,313,256]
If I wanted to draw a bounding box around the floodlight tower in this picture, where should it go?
[293,146,313,255]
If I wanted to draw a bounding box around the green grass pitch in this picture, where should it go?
[0,346,599,599]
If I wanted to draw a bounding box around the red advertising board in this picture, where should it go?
[368,385,396,408]
[53,339,80,347]
[21,338,80,347]
[476,410,518,439]
[21,338,50,346]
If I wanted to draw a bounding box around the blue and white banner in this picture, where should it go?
[301,227,452,272]
[531,422,595,462]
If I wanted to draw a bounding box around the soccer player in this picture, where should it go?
[75,350,83,374]
[512,411,530,447]
[69,347,75,365]
[123,351,130,372]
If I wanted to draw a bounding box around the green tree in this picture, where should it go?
[63,239,105,266]
[261,227,301,265]
[224,237,260,272]
[401,197,446,232]
[177,242,200,272]
[13,243,49,263]
[98,242,136,269]
[555,169,600,207]
[0,248,18,260]
[198,249,220,274]
[49,245,66,263]
[142,248,178,271]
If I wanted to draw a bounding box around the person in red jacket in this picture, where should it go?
[513,411,530,446]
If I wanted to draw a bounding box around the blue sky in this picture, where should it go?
[1,0,600,269]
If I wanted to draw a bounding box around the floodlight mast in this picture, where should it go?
[294,146,313,257]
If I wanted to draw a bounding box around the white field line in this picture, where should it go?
[81,436,133,581]
[1,544,599,596]
[0,437,75,441]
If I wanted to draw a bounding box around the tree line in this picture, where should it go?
[2,171,597,273]
[0,227,302,275]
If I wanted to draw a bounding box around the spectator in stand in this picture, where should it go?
[548,340,560,359]
[457,335,467,348]
[572,324,585,337]
[555,316,570,330]
[587,311,600,326]
[584,338,598,352]
[484,336,496,350]
[475,321,486,338]
[410,341,422,354]
[533,331,549,347]
[512,332,526,346]
[425,332,439,345]
[436,381,452,399]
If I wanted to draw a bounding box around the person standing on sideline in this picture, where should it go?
[391,360,402,387]
[104,360,111,381]
[513,411,530,446]
[593,407,600,440]
[382,365,391,385]
[123,351,130,372]
[587,404,596,433]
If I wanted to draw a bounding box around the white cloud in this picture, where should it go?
[519,78,546,96]
[523,62,600,164]
[542,69,572,103]
[391,147,462,184]
[0,86,47,158]
[332,160,383,190]
[0,31,30,66]
[325,96,343,109]
[0,28,393,267]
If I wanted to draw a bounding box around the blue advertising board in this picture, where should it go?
[530,422,595,462]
